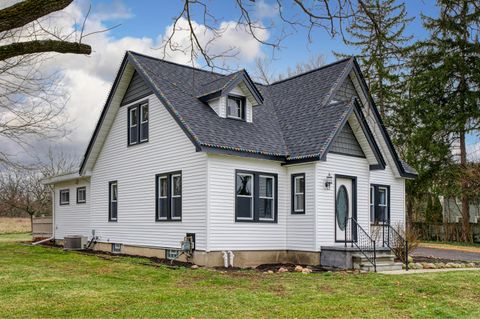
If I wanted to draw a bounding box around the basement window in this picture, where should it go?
[112,243,122,253]
[60,189,70,205]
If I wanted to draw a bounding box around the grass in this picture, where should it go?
[0,217,31,234]
[1,234,480,318]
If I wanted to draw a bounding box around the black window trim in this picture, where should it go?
[76,186,86,204]
[109,181,118,222]
[370,183,390,225]
[291,173,306,214]
[235,169,278,223]
[226,94,246,121]
[127,99,149,146]
[155,171,182,222]
[59,189,70,206]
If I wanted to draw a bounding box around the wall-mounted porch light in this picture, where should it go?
[325,173,333,190]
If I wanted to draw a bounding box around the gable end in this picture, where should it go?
[329,122,365,158]
[120,71,152,106]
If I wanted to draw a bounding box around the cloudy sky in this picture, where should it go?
[3,0,479,164]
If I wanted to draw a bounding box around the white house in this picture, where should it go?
[43,51,416,270]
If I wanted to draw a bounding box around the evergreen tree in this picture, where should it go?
[335,0,413,117]
[402,0,480,241]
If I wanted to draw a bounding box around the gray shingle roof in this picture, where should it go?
[129,52,352,159]
[81,51,417,178]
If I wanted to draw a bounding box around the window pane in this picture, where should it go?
[172,197,182,218]
[111,202,117,219]
[259,198,273,219]
[259,176,273,197]
[295,194,304,211]
[111,184,117,201]
[295,177,304,194]
[172,175,181,196]
[236,174,252,196]
[159,199,168,218]
[379,188,386,205]
[159,177,167,197]
[130,108,138,126]
[236,197,252,218]
[376,206,386,223]
[130,126,138,144]
[141,104,148,122]
[141,122,148,141]
[227,97,242,118]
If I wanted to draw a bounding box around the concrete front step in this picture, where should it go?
[360,262,403,272]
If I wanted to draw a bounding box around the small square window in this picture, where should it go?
[77,187,86,204]
[60,189,70,205]
[227,96,245,120]
[112,243,122,253]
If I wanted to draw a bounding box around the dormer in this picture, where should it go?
[197,70,263,123]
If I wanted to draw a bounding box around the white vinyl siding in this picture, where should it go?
[54,181,91,239]
[90,93,208,250]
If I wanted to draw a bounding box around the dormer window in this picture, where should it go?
[227,96,245,120]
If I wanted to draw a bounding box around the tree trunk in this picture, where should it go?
[30,214,33,234]
[459,130,472,242]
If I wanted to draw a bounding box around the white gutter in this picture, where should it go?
[32,189,55,245]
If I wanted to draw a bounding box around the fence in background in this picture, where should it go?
[32,216,52,239]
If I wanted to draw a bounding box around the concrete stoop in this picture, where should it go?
[353,252,403,272]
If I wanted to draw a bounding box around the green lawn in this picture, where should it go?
[1,234,480,318]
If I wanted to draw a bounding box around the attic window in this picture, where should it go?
[227,96,245,120]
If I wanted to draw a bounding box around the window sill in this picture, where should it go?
[128,140,149,147]
[291,211,305,215]
[155,219,182,222]
[235,219,277,223]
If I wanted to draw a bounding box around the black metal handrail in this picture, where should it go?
[381,224,409,271]
[345,217,376,272]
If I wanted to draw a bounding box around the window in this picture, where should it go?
[235,170,277,222]
[227,96,245,120]
[259,175,275,220]
[109,181,118,221]
[112,243,122,253]
[77,187,86,204]
[370,184,390,224]
[128,102,149,145]
[140,103,149,142]
[156,171,182,221]
[60,189,69,205]
[291,173,305,214]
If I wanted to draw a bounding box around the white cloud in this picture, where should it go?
[2,0,267,164]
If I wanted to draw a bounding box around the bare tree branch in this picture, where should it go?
[0,0,73,33]
[0,40,91,61]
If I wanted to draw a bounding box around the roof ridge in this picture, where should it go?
[127,50,227,77]
[268,56,354,86]
[198,70,241,87]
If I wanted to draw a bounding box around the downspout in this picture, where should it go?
[32,188,55,245]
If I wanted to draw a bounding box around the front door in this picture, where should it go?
[335,176,356,242]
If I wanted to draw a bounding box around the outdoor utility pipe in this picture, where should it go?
[222,251,229,268]
[228,251,235,268]
[32,189,55,245]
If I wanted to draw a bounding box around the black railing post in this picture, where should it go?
[382,225,385,247]
[373,240,376,272]
[345,218,347,247]
[351,219,354,248]
[405,239,409,271]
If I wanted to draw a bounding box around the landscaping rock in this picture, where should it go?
[423,263,436,269]
[302,268,312,274]
[436,262,446,269]
[415,263,424,269]
[191,264,199,269]
[267,270,274,274]
[466,262,476,268]
[278,267,289,273]
[408,256,413,263]
[408,262,415,269]
[294,265,304,272]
